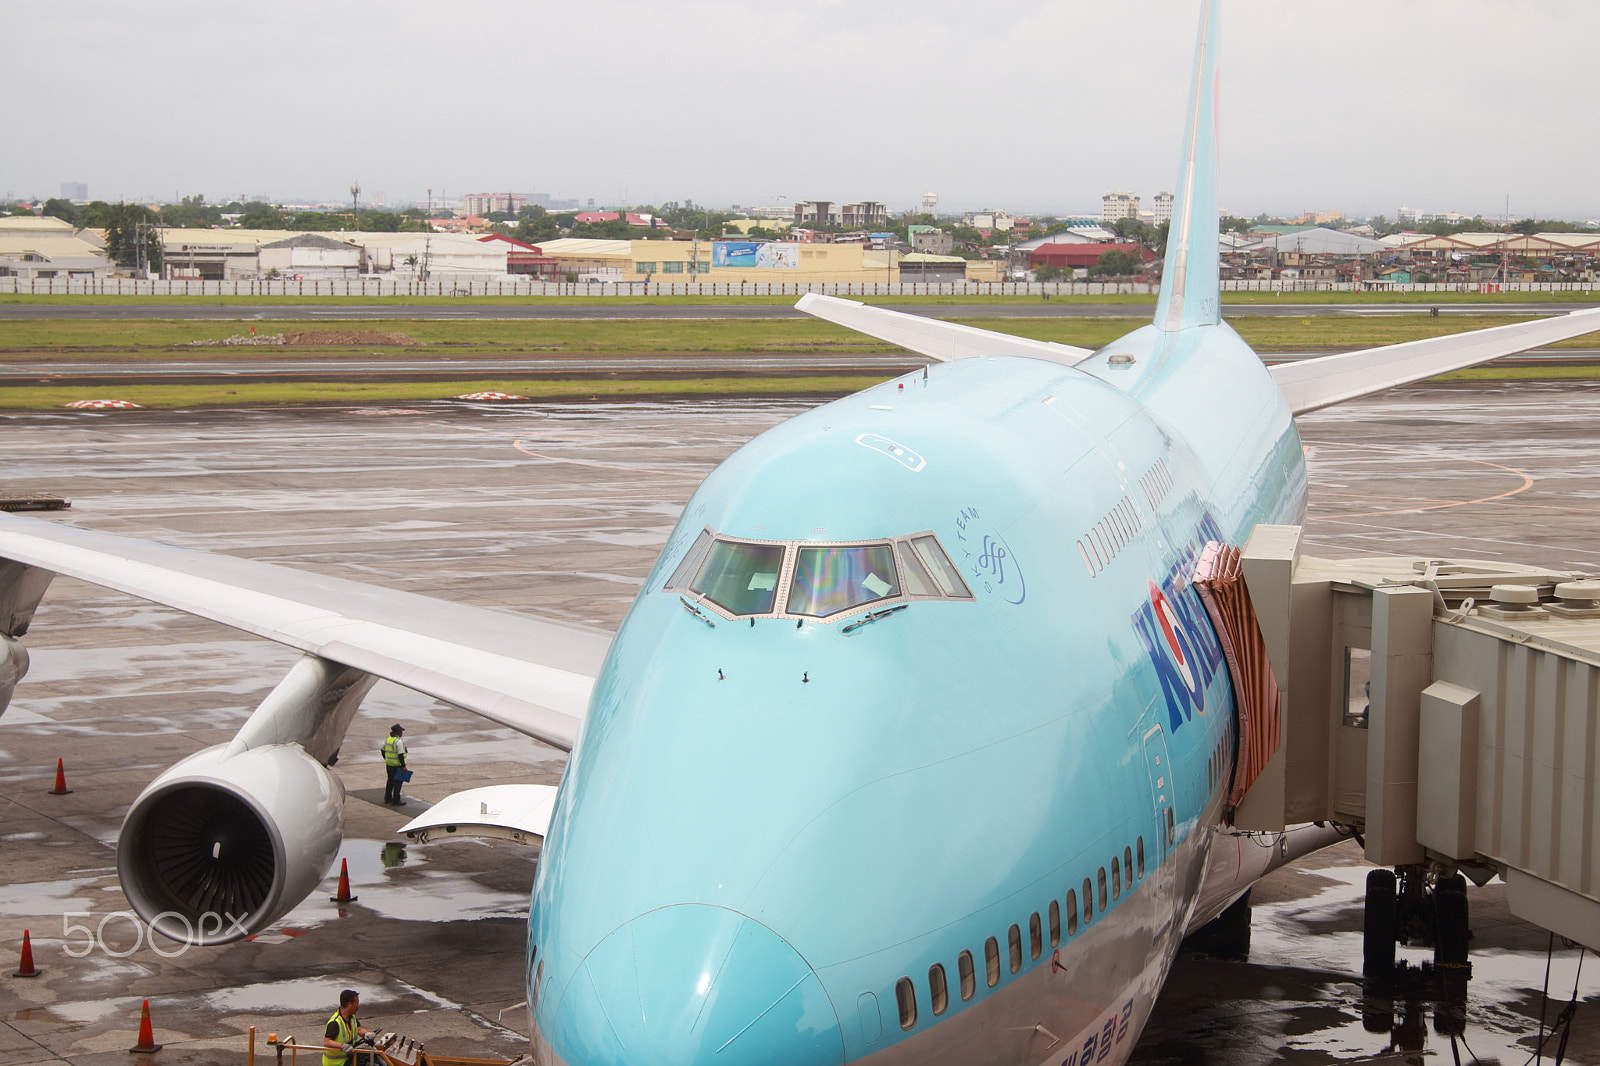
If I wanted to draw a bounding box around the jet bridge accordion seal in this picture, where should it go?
[1191,541,1281,809]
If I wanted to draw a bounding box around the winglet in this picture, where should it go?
[1152,0,1222,333]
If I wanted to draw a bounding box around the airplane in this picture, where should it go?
[4,3,1600,1064]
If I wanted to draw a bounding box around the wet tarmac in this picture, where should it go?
[2,384,1599,1064]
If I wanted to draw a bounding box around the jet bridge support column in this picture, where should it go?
[1364,586,1432,867]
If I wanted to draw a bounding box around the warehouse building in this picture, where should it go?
[529,237,904,284]
[0,215,114,280]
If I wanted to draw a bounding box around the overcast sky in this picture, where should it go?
[9,1,1598,221]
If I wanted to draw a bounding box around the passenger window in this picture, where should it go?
[1066,890,1078,936]
[1125,846,1135,883]
[691,539,785,615]
[895,977,917,1031]
[1083,878,1094,923]
[1008,925,1022,974]
[1138,836,1146,877]
[1098,868,1108,911]
[958,950,976,1001]
[928,964,948,1016]
[787,544,899,617]
[1048,900,1061,947]
[1112,857,1121,900]
[532,959,544,1009]
[1029,913,1042,960]
[896,542,940,596]
[984,937,1000,987]
[910,535,973,598]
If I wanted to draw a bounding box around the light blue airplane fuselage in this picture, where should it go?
[524,317,1306,1065]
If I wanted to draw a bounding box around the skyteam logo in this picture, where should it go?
[1131,515,1226,732]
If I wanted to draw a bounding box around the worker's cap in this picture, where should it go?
[391,724,405,735]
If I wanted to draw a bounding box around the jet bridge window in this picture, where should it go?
[690,539,785,616]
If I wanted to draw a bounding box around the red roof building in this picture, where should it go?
[572,211,667,228]
[1027,242,1155,269]
[477,233,560,277]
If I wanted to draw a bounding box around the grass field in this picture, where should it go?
[3,311,1599,410]
[5,314,1600,357]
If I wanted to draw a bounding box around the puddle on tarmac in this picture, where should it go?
[0,876,105,916]
[276,838,530,931]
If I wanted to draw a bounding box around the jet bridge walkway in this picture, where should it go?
[1233,526,1600,955]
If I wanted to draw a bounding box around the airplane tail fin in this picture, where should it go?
[1152,0,1222,334]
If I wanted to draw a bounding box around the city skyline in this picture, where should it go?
[9,1,1599,221]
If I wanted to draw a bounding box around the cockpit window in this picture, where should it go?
[910,534,972,598]
[896,541,940,597]
[787,544,900,618]
[665,527,972,622]
[690,539,785,616]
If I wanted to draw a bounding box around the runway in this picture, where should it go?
[2,383,1598,1064]
[0,300,1594,322]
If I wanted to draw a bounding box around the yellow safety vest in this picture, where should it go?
[381,736,406,768]
[323,1011,356,1066]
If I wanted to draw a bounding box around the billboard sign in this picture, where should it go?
[712,241,798,269]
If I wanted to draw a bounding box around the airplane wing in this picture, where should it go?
[796,292,1095,366]
[0,513,608,751]
[1271,306,1600,415]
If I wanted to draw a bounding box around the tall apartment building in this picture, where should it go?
[1152,191,1174,224]
[462,192,527,216]
[793,200,889,229]
[1101,191,1140,223]
[60,182,88,201]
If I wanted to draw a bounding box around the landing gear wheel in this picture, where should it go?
[1364,868,1397,979]
[1434,874,1469,967]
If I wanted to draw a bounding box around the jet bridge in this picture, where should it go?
[1232,525,1600,955]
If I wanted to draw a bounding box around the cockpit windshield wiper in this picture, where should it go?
[840,603,908,634]
[679,596,716,628]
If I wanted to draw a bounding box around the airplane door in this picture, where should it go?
[1142,724,1174,864]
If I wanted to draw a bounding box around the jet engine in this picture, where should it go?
[117,742,345,945]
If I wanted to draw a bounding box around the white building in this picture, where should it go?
[1101,191,1140,223]
[259,233,361,279]
[156,228,511,280]
[1153,191,1174,224]
[0,215,114,279]
[462,193,526,216]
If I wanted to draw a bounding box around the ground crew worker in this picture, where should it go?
[381,724,408,805]
[323,989,376,1066]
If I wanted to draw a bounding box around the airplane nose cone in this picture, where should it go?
[547,904,843,1066]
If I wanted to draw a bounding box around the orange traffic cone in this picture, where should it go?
[49,758,72,796]
[14,929,39,977]
[128,999,163,1054]
[330,858,358,903]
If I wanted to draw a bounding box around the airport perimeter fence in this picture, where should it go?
[1,277,1595,298]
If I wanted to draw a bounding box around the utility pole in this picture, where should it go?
[350,180,361,229]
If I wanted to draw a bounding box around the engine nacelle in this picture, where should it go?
[117,742,344,945]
